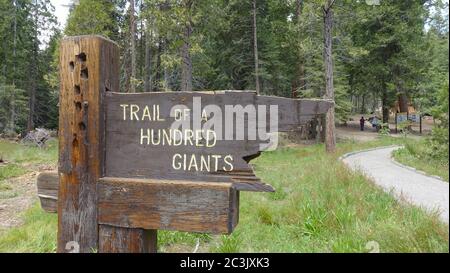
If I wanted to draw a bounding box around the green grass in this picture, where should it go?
[0,139,58,167]
[0,139,58,200]
[225,138,448,252]
[0,136,448,253]
[392,140,449,182]
[0,204,57,253]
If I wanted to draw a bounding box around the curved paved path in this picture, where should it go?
[341,146,449,224]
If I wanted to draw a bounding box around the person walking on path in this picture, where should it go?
[360,116,365,131]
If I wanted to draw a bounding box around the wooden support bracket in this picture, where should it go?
[98,177,239,234]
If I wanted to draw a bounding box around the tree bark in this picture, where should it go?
[144,21,153,92]
[163,39,170,91]
[398,93,409,113]
[293,0,305,98]
[140,0,144,87]
[8,0,17,132]
[27,0,38,132]
[129,0,136,93]
[180,0,193,92]
[361,94,365,113]
[323,0,336,153]
[296,0,306,89]
[252,0,260,94]
[27,78,36,131]
[382,90,389,123]
[155,38,162,91]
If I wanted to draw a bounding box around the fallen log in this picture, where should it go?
[36,172,58,213]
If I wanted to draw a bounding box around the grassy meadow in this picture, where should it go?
[0,140,58,199]
[392,140,449,182]
[0,137,448,253]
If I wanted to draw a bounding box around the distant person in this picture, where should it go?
[371,116,380,131]
[360,116,365,131]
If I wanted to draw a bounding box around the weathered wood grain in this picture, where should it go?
[36,172,58,213]
[98,177,239,234]
[55,35,334,253]
[99,225,157,253]
[104,91,332,192]
[58,35,119,253]
[37,172,240,235]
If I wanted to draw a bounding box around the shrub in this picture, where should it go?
[427,82,449,163]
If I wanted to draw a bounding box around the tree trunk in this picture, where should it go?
[27,1,38,132]
[180,0,193,92]
[155,38,162,91]
[129,0,136,93]
[8,0,17,132]
[27,80,36,132]
[323,0,336,153]
[8,89,16,133]
[382,90,389,124]
[252,0,260,94]
[361,94,365,113]
[293,0,305,97]
[163,39,169,91]
[140,0,145,88]
[398,93,409,114]
[144,22,153,92]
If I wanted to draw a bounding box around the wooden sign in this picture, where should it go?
[48,35,332,253]
[104,91,330,192]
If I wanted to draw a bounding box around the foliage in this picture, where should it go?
[378,123,390,136]
[65,0,120,39]
[398,120,411,137]
[1,0,446,142]
[393,140,449,182]
[426,82,449,162]
[0,137,448,252]
[0,0,58,134]
[0,85,28,134]
[348,0,433,122]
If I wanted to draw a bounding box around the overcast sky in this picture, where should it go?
[49,0,449,33]
[50,0,71,30]
[50,0,449,39]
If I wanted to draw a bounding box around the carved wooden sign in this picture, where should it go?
[104,91,331,192]
[50,35,332,253]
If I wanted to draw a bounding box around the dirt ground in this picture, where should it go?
[336,114,431,142]
[0,114,434,233]
[0,163,55,231]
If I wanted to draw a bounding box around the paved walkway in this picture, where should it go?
[341,146,449,224]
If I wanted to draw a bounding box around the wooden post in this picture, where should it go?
[58,36,119,253]
[54,36,334,253]
[99,226,157,253]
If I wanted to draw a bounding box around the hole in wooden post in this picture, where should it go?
[74,85,81,94]
[81,68,88,80]
[69,61,75,71]
[72,137,78,147]
[78,122,86,131]
[76,52,87,63]
[75,101,82,111]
